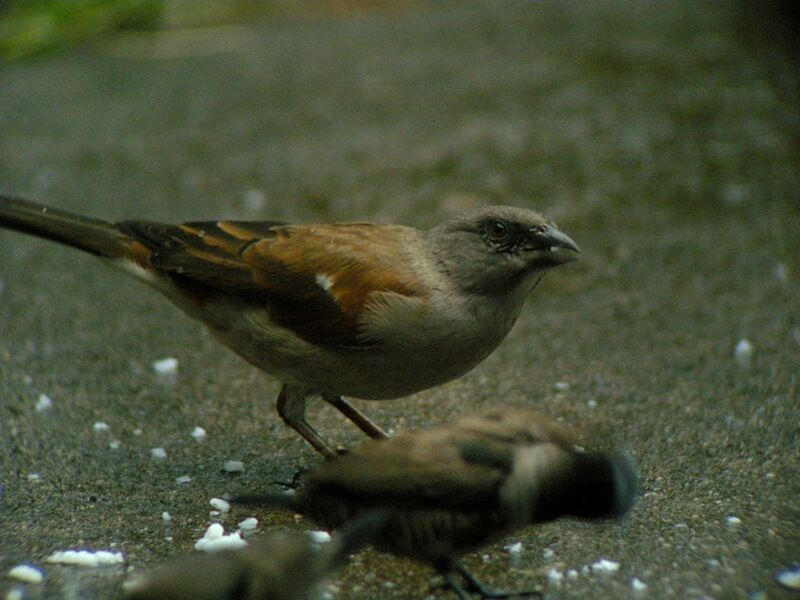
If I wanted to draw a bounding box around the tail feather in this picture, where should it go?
[0,195,145,261]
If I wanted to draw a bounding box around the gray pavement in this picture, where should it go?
[1,1,799,598]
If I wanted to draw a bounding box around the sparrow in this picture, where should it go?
[123,512,385,600]
[235,407,638,599]
[0,195,580,456]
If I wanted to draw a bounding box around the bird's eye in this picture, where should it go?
[487,220,508,240]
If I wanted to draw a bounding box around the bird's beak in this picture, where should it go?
[527,225,581,267]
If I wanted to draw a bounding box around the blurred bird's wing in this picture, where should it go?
[306,408,580,511]
[306,430,510,511]
[117,219,426,347]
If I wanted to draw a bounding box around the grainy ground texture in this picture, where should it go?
[1,1,799,599]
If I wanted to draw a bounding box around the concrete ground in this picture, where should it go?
[1,1,798,598]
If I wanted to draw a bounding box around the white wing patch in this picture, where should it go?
[315,273,335,293]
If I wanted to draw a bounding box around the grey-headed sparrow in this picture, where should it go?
[0,195,579,455]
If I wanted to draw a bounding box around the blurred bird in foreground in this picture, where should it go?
[236,407,638,599]
[123,513,384,600]
[0,195,579,456]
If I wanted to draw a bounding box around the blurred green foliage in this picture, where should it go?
[0,0,163,60]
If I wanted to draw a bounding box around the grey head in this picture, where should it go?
[426,205,581,295]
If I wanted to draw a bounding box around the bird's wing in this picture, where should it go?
[306,429,511,511]
[306,408,579,512]
[117,219,426,347]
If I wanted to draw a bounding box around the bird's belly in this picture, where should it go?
[210,326,495,399]
[169,290,513,400]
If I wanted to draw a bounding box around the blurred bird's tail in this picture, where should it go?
[0,195,148,262]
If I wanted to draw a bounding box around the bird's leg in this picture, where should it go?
[452,561,542,599]
[438,568,472,600]
[322,393,389,440]
[276,384,336,458]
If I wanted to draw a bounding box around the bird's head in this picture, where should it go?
[427,205,580,295]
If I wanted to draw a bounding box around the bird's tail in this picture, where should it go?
[0,195,147,262]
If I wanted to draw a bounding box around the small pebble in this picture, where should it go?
[162,512,171,523]
[587,399,597,409]
[566,569,578,579]
[191,426,207,441]
[632,577,648,592]
[8,564,44,584]
[209,510,220,517]
[93,422,110,432]
[542,548,555,559]
[27,473,41,482]
[109,440,121,450]
[132,428,143,436]
[554,382,570,392]
[150,447,167,460]
[776,566,800,589]
[238,517,258,531]
[35,394,53,412]
[734,339,753,367]
[224,460,245,473]
[175,475,192,484]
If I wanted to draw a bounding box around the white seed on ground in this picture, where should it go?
[27,473,41,482]
[223,460,244,473]
[542,548,555,559]
[631,577,648,591]
[504,542,523,554]
[46,550,124,567]
[93,422,110,432]
[547,569,563,583]
[210,498,230,512]
[306,531,332,544]
[726,515,742,526]
[132,428,143,436]
[162,512,171,523]
[209,510,220,517]
[591,559,620,572]
[566,569,578,579]
[734,339,753,367]
[35,394,53,412]
[191,426,207,441]
[6,587,24,600]
[175,475,192,484]
[8,564,44,583]
[776,566,800,590]
[152,357,178,375]
[243,189,266,211]
[554,382,570,392]
[587,399,598,409]
[237,517,258,531]
[150,447,167,460]
[774,263,789,283]
[109,440,121,450]
[194,524,247,552]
